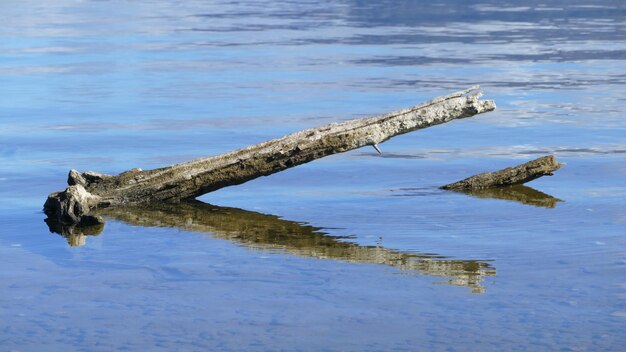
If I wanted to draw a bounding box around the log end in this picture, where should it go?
[465,88,496,115]
[476,99,496,114]
[43,184,105,236]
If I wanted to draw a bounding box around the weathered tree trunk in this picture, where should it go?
[44,86,495,225]
[440,155,564,190]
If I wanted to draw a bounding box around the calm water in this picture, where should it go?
[1,1,625,351]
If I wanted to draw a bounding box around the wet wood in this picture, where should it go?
[440,155,564,190]
[44,86,495,225]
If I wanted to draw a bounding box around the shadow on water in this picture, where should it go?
[45,200,496,294]
[453,185,563,208]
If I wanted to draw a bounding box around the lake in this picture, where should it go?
[1,0,625,351]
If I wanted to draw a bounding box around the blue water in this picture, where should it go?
[1,1,625,351]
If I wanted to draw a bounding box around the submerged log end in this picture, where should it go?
[43,183,104,228]
[440,155,564,190]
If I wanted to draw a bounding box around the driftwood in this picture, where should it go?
[49,200,495,293]
[440,155,564,191]
[44,86,495,226]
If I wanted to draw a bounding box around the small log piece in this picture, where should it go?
[440,155,564,190]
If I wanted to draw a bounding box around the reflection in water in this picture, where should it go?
[6,0,624,348]
[45,201,495,293]
[454,185,563,208]
[44,218,104,247]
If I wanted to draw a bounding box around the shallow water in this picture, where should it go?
[1,0,625,351]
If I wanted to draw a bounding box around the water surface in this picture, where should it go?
[1,1,625,351]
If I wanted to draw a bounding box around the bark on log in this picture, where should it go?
[440,155,564,191]
[44,86,495,225]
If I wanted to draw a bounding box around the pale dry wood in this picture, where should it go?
[44,86,495,225]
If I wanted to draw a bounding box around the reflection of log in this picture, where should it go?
[46,200,496,293]
[441,155,563,190]
[45,218,104,247]
[44,86,495,226]
[454,184,563,208]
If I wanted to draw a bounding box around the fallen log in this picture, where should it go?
[44,85,495,225]
[440,155,564,190]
